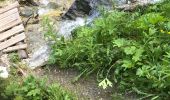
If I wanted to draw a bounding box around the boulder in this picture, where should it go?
[27,45,50,69]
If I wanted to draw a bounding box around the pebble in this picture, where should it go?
[20,7,34,17]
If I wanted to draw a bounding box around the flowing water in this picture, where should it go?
[37,0,162,38]
[57,0,162,38]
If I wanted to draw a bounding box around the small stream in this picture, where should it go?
[37,0,162,38]
[56,0,162,38]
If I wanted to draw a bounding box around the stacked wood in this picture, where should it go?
[0,2,28,59]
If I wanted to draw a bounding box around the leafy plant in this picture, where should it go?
[8,53,20,63]
[46,1,170,99]
[1,75,76,100]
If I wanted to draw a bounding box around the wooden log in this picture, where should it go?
[0,16,22,33]
[0,24,24,42]
[0,33,26,51]
[0,8,18,19]
[3,44,27,53]
[0,2,19,14]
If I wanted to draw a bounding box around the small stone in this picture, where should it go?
[47,2,60,9]
[20,7,33,17]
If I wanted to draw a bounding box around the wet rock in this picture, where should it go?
[26,24,46,53]
[63,0,92,19]
[116,0,162,11]
[62,0,113,19]
[47,2,60,9]
[58,17,85,38]
[27,45,50,69]
[20,7,33,17]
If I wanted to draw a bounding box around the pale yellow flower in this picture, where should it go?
[160,29,165,33]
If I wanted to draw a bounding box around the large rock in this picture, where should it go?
[27,45,50,69]
[62,0,113,19]
[116,0,162,10]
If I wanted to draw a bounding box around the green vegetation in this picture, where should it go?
[0,66,76,100]
[46,0,170,99]
[0,75,76,100]
[8,53,20,63]
[3,76,76,100]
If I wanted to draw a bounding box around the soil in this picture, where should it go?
[34,67,136,100]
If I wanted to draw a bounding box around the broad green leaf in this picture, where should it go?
[136,68,144,77]
[113,39,126,47]
[136,65,150,77]
[166,22,170,30]
[132,48,144,62]
[165,52,170,58]
[122,60,134,69]
[149,28,157,35]
[27,89,41,97]
[124,46,136,55]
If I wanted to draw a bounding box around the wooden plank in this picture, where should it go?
[0,12,19,27]
[0,33,26,51]
[3,44,27,53]
[0,17,22,33]
[0,24,24,42]
[0,8,18,19]
[0,2,19,14]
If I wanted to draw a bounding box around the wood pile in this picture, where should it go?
[0,2,28,59]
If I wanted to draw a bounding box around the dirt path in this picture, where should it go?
[34,67,136,100]
[35,67,113,100]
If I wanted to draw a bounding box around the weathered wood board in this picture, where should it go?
[0,33,26,51]
[0,8,18,19]
[3,44,27,53]
[0,25,24,42]
[0,2,27,57]
[0,15,22,33]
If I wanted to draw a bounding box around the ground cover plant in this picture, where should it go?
[46,0,170,99]
[0,66,76,100]
[0,76,76,100]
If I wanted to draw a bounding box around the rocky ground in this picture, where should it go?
[0,0,75,69]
